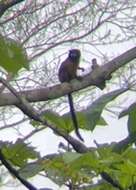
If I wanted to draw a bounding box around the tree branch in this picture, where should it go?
[0,77,128,189]
[0,77,88,153]
[0,46,135,107]
[0,0,25,17]
[101,172,123,190]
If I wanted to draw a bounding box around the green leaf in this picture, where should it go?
[39,88,126,134]
[65,152,99,172]
[123,148,136,165]
[98,116,107,125]
[42,110,85,133]
[42,110,68,131]
[30,120,41,127]
[61,111,86,131]
[60,112,74,132]
[97,146,136,189]
[62,152,81,164]
[114,159,136,188]
[84,88,128,131]
[127,107,136,135]
[119,102,136,136]
[1,139,39,167]
[88,183,116,190]
[42,154,93,186]
[19,162,43,178]
[0,35,28,75]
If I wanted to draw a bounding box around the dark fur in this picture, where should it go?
[58,49,84,141]
[91,58,99,70]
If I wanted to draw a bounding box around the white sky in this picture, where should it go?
[1,1,136,189]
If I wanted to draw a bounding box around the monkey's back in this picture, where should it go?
[58,58,78,82]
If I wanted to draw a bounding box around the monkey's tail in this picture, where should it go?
[68,93,84,141]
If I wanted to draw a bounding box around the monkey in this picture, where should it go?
[58,49,84,141]
[91,58,112,89]
[91,58,99,70]
[91,58,106,89]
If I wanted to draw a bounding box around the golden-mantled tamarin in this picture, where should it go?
[58,49,84,141]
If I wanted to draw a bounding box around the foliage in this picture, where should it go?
[38,88,127,134]
[0,1,136,190]
[84,88,127,131]
[119,104,136,137]
[0,139,39,167]
[32,103,136,189]
[0,35,28,75]
[0,86,136,189]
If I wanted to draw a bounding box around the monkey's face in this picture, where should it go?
[69,49,81,61]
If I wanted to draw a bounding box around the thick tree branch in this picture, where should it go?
[0,46,135,107]
[0,78,127,189]
[0,77,88,153]
[0,0,25,17]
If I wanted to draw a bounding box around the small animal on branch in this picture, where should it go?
[58,49,84,141]
[91,58,112,89]
[91,58,99,70]
[91,58,106,89]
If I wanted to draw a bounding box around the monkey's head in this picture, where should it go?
[91,58,99,70]
[69,49,81,61]
[92,58,97,65]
